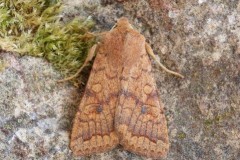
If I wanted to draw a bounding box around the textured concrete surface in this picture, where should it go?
[0,0,240,159]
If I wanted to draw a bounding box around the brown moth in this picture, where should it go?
[70,17,183,159]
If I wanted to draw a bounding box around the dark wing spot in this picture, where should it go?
[141,105,147,114]
[96,105,103,113]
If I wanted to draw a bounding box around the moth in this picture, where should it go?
[69,17,183,159]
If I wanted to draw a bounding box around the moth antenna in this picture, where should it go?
[87,32,107,38]
[57,44,98,83]
[111,23,117,30]
[145,43,184,78]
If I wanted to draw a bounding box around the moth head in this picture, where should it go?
[116,17,133,29]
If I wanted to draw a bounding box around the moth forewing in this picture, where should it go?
[113,20,169,158]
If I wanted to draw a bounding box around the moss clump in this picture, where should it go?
[178,132,186,139]
[204,109,235,129]
[0,58,8,72]
[0,0,96,78]
[204,119,214,126]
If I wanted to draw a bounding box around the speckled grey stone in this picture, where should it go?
[1,0,240,159]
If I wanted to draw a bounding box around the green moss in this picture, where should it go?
[0,0,96,79]
[204,119,214,126]
[178,132,186,139]
[204,109,234,129]
[0,59,7,72]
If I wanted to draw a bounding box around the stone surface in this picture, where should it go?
[0,0,240,159]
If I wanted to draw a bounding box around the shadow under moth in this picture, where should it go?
[69,17,184,159]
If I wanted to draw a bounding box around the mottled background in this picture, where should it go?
[0,0,239,159]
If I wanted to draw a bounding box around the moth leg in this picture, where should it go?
[57,44,98,82]
[145,43,184,78]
